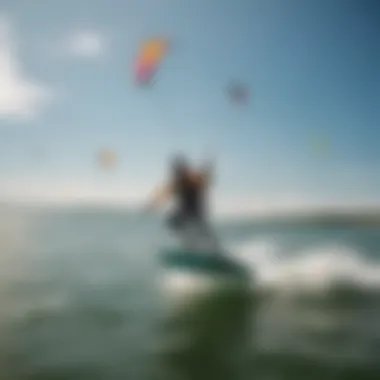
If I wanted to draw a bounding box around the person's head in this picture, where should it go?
[170,154,190,180]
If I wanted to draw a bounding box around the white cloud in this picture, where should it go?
[0,16,52,120]
[65,30,106,58]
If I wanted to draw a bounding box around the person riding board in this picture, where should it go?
[145,154,219,250]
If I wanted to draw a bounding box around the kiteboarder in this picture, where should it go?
[145,155,219,251]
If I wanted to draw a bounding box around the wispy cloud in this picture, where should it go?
[0,15,52,121]
[64,30,106,59]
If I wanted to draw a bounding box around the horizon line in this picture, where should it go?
[1,196,380,220]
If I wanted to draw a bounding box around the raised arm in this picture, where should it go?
[145,182,173,210]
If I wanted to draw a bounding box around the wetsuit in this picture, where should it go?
[167,175,205,231]
[166,171,220,251]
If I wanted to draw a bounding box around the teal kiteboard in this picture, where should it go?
[160,249,249,280]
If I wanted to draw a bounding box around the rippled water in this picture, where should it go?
[0,205,379,379]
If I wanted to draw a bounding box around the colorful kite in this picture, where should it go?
[97,149,118,170]
[227,82,249,104]
[135,38,169,85]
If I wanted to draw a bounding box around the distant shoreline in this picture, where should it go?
[224,213,380,226]
[1,201,380,226]
[217,209,380,226]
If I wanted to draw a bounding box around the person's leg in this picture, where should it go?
[166,210,182,231]
[197,218,221,252]
[166,210,196,250]
[181,222,198,251]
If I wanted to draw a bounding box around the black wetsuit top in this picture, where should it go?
[168,175,204,230]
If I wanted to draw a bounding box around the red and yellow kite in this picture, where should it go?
[135,38,170,85]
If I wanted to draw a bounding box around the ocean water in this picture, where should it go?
[0,205,379,380]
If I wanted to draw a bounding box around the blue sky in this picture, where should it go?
[0,0,379,214]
